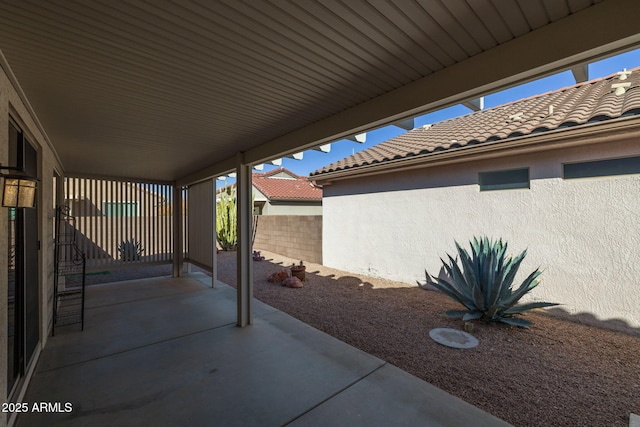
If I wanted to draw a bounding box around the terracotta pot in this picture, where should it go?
[290,266,306,281]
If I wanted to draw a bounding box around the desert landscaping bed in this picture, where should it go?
[217,250,639,427]
[86,251,639,426]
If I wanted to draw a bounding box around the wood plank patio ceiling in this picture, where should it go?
[0,0,636,182]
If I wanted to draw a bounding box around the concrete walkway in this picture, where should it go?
[18,274,511,426]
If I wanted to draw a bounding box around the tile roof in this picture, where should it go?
[311,67,640,177]
[253,168,322,201]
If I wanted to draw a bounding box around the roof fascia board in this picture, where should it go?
[314,116,640,184]
[178,156,236,187]
[66,172,174,186]
[178,0,640,187]
[269,198,322,203]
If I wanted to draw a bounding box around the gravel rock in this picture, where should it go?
[282,276,303,288]
[218,249,640,427]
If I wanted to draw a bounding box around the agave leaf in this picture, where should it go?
[429,276,475,310]
[458,245,485,310]
[485,245,501,309]
[498,317,532,328]
[462,311,483,321]
[485,304,501,320]
[477,238,489,291]
[503,301,560,315]
[500,249,527,296]
[429,276,457,294]
[506,265,540,298]
[471,239,484,290]
[446,254,467,288]
[444,309,468,319]
[439,261,460,292]
[455,242,474,281]
[444,254,475,304]
[420,270,438,287]
[487,249,504,307]
[494,256,507,296]
[455,242,484,308]
[479,240,492,298]
[502,269,543,308]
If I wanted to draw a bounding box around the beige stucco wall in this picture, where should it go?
[0,64,8,423]
[323,138,640,330]
[261,200,322,216]
[1,58,63,421]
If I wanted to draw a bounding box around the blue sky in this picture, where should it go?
[217,47,640,188]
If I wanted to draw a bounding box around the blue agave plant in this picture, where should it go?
[117,238,144,261]
[421,237,558,327]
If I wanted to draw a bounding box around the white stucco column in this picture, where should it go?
[236,153,253,326]
[172,184,183,278]
[211,178,217,288]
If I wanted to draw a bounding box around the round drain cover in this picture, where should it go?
[429,328,479,349]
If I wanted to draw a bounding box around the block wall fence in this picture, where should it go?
[253,215,322,264]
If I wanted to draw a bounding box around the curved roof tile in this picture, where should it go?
[252,168,322,200]
[312,67,640,177]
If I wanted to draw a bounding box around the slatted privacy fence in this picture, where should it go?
[63,177,177,270]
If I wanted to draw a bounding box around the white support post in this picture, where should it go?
[172,184,183,277]
[236,153,253,327]
[211,178,217,288]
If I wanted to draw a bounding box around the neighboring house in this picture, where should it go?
[216,168,323,263]
[62,178,173,265]
[64,178,168,218]
[219,168,323,215]
[312,68,640,330]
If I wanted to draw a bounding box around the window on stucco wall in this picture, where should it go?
[478,168,530,191]
[102,201,139,217]
[563,156,640,179]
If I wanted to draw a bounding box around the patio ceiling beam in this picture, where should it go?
[393,119,415,131]
[571,64,590,83]
[177,0,640,187]
[462,97,485,112]
[346,133,367,144]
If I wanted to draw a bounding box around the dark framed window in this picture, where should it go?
[102,201,139,217]
[479,168,529,191]
[564,156,640,179]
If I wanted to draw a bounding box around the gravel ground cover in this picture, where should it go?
[90,251,640,426]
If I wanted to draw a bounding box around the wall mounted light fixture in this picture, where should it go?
[0,164,38,208]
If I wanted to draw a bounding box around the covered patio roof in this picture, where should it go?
[1,0,639,185]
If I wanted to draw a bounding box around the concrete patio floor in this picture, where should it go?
[18,273,511,427]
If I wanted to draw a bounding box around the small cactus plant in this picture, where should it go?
[290,261,306,281]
